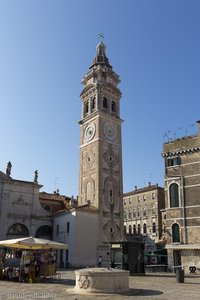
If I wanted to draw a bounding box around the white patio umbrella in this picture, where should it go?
[0,236,68,250]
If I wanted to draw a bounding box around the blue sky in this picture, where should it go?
[1,0,200,197]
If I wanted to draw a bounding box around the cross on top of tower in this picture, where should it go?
[99,33,104,42]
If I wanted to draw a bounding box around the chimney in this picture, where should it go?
[148,182,151,187]
[135,185,137,191]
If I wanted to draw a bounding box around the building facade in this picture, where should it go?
[162,120,200,273]
[0,163,52,241]
[123,184,165,258]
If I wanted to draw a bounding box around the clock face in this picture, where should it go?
[103,121,117,141]
[84,122,96,142]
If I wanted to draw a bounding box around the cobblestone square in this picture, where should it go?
[0,270,200,300]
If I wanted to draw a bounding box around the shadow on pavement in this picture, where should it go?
[118,288,163,297]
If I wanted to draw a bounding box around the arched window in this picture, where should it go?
[91,97,95,111]
[111,100,116,112]
[36,225,52,239]
[7,223,29,237]
[152,222,156,233]
[84,101,89,115]
[128,225,132,234]
[143,207,146,216]
[169,183,179,208]
[138,224,141,234]
[172,223,180,243]
[133,224,136,234]
[143,223,147,234]
[103,97,108,109]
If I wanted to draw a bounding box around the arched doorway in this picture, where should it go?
[36,225,52,240]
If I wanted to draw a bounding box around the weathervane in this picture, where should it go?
[99,33,104,42]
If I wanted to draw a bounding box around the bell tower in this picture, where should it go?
[78,41,124,256]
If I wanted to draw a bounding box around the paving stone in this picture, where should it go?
[0,270,199,300]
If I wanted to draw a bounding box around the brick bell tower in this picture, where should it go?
[78,41,124,259]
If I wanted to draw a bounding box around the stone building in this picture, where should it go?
[39,191,75,214]
[0,163,52,240]
[53,41,124,267]
[123,184,165,260]
[162,120,200,273]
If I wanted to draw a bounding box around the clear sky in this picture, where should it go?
[1,0,200,197]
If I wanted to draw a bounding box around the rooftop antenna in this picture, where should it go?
[54,177,58,193]
[174,127,183,139]
[163,130,170,143]
[149,173,153,183]
[185,124,195,136]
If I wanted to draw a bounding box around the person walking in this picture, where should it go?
[98,255,102,267]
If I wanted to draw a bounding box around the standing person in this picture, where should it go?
[98,255,102,267]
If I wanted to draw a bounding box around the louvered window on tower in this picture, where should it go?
[103,97,108,109]
[91,97,96,111]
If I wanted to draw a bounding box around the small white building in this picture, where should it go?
[53,205,98,268]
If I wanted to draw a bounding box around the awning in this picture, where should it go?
[0,236,68,250]
[166,243,200,250]
[154,249,167,256]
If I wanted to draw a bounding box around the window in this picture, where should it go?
[172,223,180,242]
[128,225,132,234]
[169,183,179,208]
[7,223,29,237]
[129,198,131,204]
[103,97,108,109]
[143,223,147,234]
[152,222,156,233]
[133,224,136,234]
[36,225,52,239]
[137,209,140,217]
[143,194,146,201]
[128,211,132,219]
[132,210,136,218]
[152,203,156,214]
[167,157,181,167]
[111,100,116,112]
[143,207,146,216]
[91,97,95,111]
[110,189,113,203]
[138,224,141,234]
[152,192,155,200]
[43,204,52,212]
[137,196,140,202]
[56,224,59,236]
[84,101,89,115]
[124,199,126,205]
[67,222,70,234]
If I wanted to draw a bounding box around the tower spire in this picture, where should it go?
[90,40,112,69]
